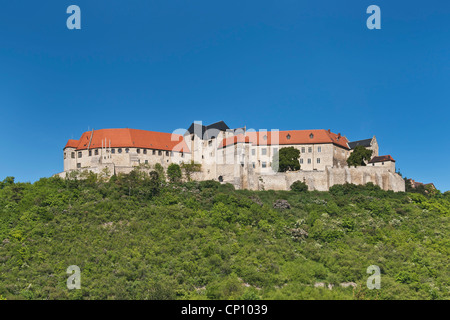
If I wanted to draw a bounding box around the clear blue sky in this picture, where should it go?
[0,0,449,191]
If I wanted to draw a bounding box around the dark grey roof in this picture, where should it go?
[348,138,372,149]
[186,121,230,140]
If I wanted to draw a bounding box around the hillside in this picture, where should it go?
[0,171,448,300]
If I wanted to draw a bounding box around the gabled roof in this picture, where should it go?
[348,138,373,149]
[186,121,230,140]
[218,129,350,149]
[368,155,395,163]
[64,128,190,153]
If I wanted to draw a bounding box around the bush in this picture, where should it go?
[167,164,182,183]
[290,181,308,192]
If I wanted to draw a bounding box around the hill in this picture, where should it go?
[0,171,448,300]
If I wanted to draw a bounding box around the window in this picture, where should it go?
[165,151,169,156]
[309,133,314,139]
[111,149,115,154]
[286,134,291,140]
[125,148,129,153]
[89,150,92,156]
[77,163,81,168]
[317,158,321,164]
[152,150,156,155]
[307,158,311,164]
[118,148,122,154]
[71,152,75,159]
[181,152,184,158]
[262,161,267,168]
[263,135,267,141]
[308,147,312,153]
[145,160,148,164]
[143,149,147,154]
[77,151,82,158]
[273,148,278,154]
[318,146,322,153]
[382,162,384,165]
[158,150,162,156]
[301,147,305,153]
[137,149,140,154]
[252,162,255,168]
[300,158,303,164]
[95,149,99,155]
[261,148,267,155]
[252,149,255,156]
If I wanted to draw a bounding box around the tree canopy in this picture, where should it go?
[346,146,373,167]
[0,171,448,300]
[272,147,301,172]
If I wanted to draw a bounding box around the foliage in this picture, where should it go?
[346,146,373,167]
[167,164,182,183]
[290,181,308,192]
[180,161,202,181]
[272,147,300,172]
[154,163,166,182]
[0,175,448,300]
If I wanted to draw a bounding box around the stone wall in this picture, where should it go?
[254,166,405,192]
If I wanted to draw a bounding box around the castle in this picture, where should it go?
[57,121,405,192]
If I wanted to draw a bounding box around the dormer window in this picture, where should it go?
[286,134,291,140]
[309,133,314,139]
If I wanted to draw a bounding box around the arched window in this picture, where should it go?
[118,148,122,154]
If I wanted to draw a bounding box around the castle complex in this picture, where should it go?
[58,121,405,192]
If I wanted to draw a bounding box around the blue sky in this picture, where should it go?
[0,0,449,191]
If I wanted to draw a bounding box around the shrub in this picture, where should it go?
[290,181,308,192]
[167,164,182,183]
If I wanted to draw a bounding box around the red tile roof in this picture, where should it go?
[218,129,350,149]
[64,139,80,149]
[64,128,190,153]
[369,155,395,163]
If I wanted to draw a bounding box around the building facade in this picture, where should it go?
[58,121,405,192]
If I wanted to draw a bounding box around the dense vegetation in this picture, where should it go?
[0,171,448,300]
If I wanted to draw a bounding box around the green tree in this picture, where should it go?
[272,147,300,172]
[167,163,182,183]
[346,146,372,167]
[154,163,166,182]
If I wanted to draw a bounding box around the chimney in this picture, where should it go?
[328,129,331,133]
[337,133,341,140]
